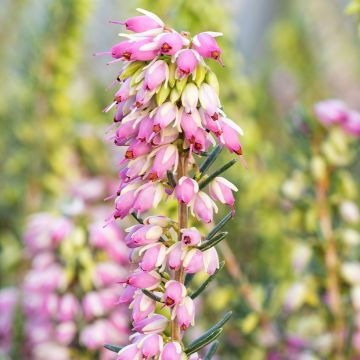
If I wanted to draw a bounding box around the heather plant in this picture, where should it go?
[0,179,130,360]
[279,100,360,359]
[96,8,244,359]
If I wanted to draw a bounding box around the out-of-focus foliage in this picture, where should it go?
[347,0,360,35]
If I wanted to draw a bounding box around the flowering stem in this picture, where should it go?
[316,171,345,360]
[172,150,188,341]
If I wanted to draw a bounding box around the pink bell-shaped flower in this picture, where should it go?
[182,248,204,274]
[153,102,178,133]
[127,224,163,248]
[143,60,169,91]
[314,99,349,126]
[133,314,168,334]
[139,243,167,272]
[117,343,142,360]
[180,228,202,246]
[209,176,238,213]
[203,247,220,275]
[167,243,184,271]
[157,32,185,55]
[190,191,218,224]
[176,49,199,77]
[159,341,184,360]
[192,32,223,65]
[133,182,165,214]
[175,296,195,331]
[163,280,187,306]
[147,144,179,181]
[139,333,164,359]
[58,293,79,322]
[175,177,199,205]
[130,292,156,323]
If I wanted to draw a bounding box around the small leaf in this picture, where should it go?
[204,340,220,360]
[185,273,196,287]
[206,212,232,241]
[104,344,123,353]
[142,289,163,303]
[190,261,225,299]
[199,159,236,189]
[167,170,177,188]
[198,232,228,251]
[198,145,222,177]
[185,328,223,355]
[185,311,232,355]
[131,212,144,224]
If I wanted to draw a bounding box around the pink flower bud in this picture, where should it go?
[139,333,164,358]
[137,116,154,142]
[133,183,165,214]
[114,78,131,103]
[219,118,243,156]
[193,32,223,64]
[153,102,178,133]
[121,14,163,33]
[183,248,204,273]
[157,32,185,55]
[56,321,77,345]
[343,110,360,137]
[58,293,79,322]
[200,108,222,135]
[140,243,167,271]
[111,40,133,59]
[127,224,163,248]
[175,296,195,331]
[117,343,142,360]
[190,128,207,153]
[180,109,202,143]
[181,83,199,114]
[190,192,218,223]
[147,145,179,181]
[89,221,123,250]
[115,183,139,219]
[126,39,158,61]
[176,49,199,77]
[143,60,169,91]
[131,292,156,322]
[133,314,168,334]
[163,280,187,306]
[82,292,105,320]
[203,247,220,275]
[314,99,349,126]
[181,228,202,246]
[167,243,184,271]
[115,118,140,145]
[127,270,161,290]
[118,285,136,305]
[144,215,172,227]
[175,177,199,204]
[125,140,152,160]
[209,176,238,211]
[199,83,220,117]
[159,341,184,360]
[189,354,202,360]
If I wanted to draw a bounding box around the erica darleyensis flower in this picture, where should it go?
[22,181,129,360]
[97,8,242,359]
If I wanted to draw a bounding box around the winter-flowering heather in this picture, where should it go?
[279,102,360,359]
[96,8,242,359]
[20,181,129,360]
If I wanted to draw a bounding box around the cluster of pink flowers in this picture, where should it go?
[97,8,242,359]
[314,99,360,137]
[22,210,129,360]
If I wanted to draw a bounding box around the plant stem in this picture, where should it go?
[171,151,188,341]
[316,171,344,360]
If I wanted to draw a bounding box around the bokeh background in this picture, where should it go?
[1,0,360,359]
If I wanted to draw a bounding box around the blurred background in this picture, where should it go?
[1,0,360,359]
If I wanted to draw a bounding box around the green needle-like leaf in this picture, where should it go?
[204,340,220,360]
[185,311,232,355]
[185,273,195,287]
[206,212,232,240]
[142,289,163,303]
[131,212,144,224]
[104,344,123,353]
[185,328,223,355]
[198,145,222,176]
[167,170,177,188]
[198,232,228,251]
[190,261,225,299]
[199,159,236,189]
